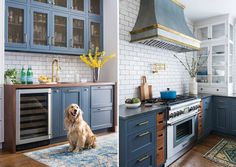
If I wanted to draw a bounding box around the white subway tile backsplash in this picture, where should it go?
[119,0,190,104]
[4,52,93,83]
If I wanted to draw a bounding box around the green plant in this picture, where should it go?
[4,68,19,84]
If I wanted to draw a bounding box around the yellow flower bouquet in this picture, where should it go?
[80,47,115,69]
[80,47,115,82]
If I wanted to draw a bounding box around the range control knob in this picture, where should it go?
[169,113,174,118]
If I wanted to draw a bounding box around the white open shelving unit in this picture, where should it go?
[195,14,234,95]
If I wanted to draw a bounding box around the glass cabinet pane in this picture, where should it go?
[73,0,84,11]
[230,24,234,41]
[8,7,24,43]
[212,45,225,55]
[90,22,101,50]
[212,23,225,39]
[54,0,67,8]
[197,47,209,83]
[54,16,67,47]
[33,12,48,46]
[90,0,100,15]
[197,27,208,41]
[34,0,47,3]
[73,19,84,49]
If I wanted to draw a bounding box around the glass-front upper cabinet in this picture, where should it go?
[52,14,68,50]
[71,17,85,51]
[89,0,101,15]
[72,0,84,12]
[197,47,210,83]
[89,20,102,52]
[6,3,27,48]
[31,8,50,50]
[54,0,67,8]
[196,27,209,41]
[211,23,225,40]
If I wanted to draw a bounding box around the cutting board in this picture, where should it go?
[140,76,152,100]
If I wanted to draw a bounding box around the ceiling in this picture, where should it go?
[179,0,236,22]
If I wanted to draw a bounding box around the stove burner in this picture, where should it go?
[142,95,197,106]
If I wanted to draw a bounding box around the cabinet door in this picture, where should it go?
[196,26,209,41]
[211,23,226,40]
[215,107,230,133]
[91,86,113,108]
[30,8,50,50]
[62,87,82,135]
[52,0,68,10]
[52,88,62,138]
[69,16,86,53]
[31,0,52,8]
[89,0,102,16]
[51,12,69,51]
[197,46,210,84]
[91,107,113,130]
[230,107,236,135]
[71,0,85,13]
[202,97,212,137]
[89,19,103,52]
[81,87,90,126]
[5,3,27,49]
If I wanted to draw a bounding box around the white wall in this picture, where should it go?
[100,0,119,83]
[119,0,191,104]
[0,0,5,149]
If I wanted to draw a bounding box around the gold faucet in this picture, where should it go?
[52,59,61,82]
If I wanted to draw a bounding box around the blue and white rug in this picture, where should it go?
[24,133,118,167]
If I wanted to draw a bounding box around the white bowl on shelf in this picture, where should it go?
[215,70,225,76]
[125,102,141,109]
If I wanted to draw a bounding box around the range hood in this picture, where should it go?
[130,0,200,53]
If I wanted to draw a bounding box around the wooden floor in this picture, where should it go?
[0,133,235,167]
[170,133,236,167]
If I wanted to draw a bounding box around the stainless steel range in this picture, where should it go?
[165,96,201,166]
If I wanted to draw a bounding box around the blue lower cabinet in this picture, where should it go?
[128,149,156,167]
[91,107,113,130]
[119,112,157,167]
[81,87,91,125]
[201,97,212,138]
[52,88,62,138]
[230,108,236,135]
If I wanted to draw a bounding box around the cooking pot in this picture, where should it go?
[160,88,176,100]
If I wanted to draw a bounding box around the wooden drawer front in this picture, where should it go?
[157,146,165,165]
[91,107,113,130]
[156,120,165,131]
[198,113,203,120]
[127,114,155,134]
[127,128,155,160]
[156,130,164,147]
[156,112,164,122]
[0,121,3,143]
[128,149,156,167]
[0,99,2,120]
[91,86,113,108]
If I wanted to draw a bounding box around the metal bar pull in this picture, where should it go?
[51,37,55,46]
[138,131,150,137]
[70,39,73,47]
[138,155,149,163]
[66,90,80,93]
[24,33,27,43]
[137,121,149,126]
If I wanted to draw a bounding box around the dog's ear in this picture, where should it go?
[78,108,83,115]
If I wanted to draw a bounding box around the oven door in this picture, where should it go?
[167,114,197,159]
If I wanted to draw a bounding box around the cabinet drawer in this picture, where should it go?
[0,99,2,120]
[127,114,155,134]
[156,112,164,122]
[127,128,155,160]
[128,149,156,167]
[156,120,165,131]
[157,146,165,165]
[198,113,203,120]
[156,130,165,147]
[91,107,113,130]
[91,86,113,108]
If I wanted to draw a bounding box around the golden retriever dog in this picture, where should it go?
[64,104,96,152]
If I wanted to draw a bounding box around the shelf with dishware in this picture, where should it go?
[5,0,103,55]
[195,14,234,95]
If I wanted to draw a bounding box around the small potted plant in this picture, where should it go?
[80,47,115,82]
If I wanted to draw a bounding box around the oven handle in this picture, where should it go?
[167,112,198,126]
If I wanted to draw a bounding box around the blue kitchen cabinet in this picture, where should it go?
[5,0,103,55]
[52,88,62,138]
[119,112,157,167]
[30,7,51,50]
[5,2,28,50]
[201,97,212,138]
[81,87,91,125]
[91,86,113,130]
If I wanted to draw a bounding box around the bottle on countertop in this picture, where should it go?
[27,66,33,84]
[20,66,26,84]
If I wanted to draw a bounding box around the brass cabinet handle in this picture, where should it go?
[138,131,150,137]
[137,154,149,162]
[137,121,149,126]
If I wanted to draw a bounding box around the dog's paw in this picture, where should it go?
[73,148,81,153]
[68,146,74,152]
